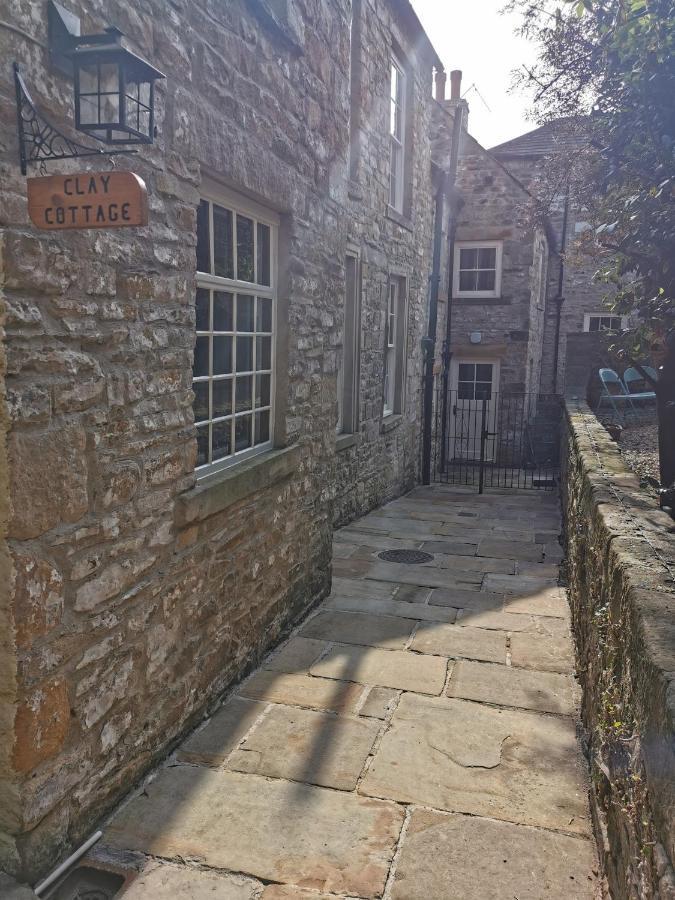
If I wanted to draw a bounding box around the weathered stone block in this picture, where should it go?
[8,426,88,539]
[11,552,63,650]
[12,678,70,774]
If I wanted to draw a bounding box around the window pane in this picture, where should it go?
[257,223,271,286]
[213,205,234,279]
[236,215,254,282]
[213,291,233,331]
[235,375,253,413]
[256,336,271,370]
[478,247,497,269]
[79,65,98,93]
[196,425,209,467]
[212,420,231,461]
[195,288,210,331]
[212,378,232,418]
[79,94,98,125]
[257,297,272,333]
[477,270,496,291]
[390,141,400,207]
[193,336,209,377]
[458,381,474,400]
[475,383,492,401]
[236,336,253,372]
[255,374,271,408]
[255,410,270,445]
[476,364,493,381]
[196,201,210,273]
[460,248,478,270]
[237,294,255,332]
[459,271,478,292]
[99,64,119,94]
[589,318,601,332]
[235,415,252,452]
[193,381,209,422]
[213,336,232,375]
[458,364,475,380]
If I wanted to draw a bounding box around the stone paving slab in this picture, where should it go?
[330,576,397,600]
[177,698,265,766]
[104,767,404,899]
[359,694,590,834]
[428,586,501,609]
[411,622,507,663]
[300,610,416,649]
[360,560,483,588]
[228,705,379,790]
[121,862,260,898]
[484,573,560,594]
[325,593,458,624]
[502,586,570,618]
[422,553,516,575]
[477,538,545,561]
[239,671,363,713]
[448,659,578,716]
[359,685,399,719]
[510,631,576,674]
[456,608,543,631]
[390,810,598,899]
[310,644,447,694]
[420,539,479,556]
[264,637,329,674]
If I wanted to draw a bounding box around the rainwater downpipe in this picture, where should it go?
[551,188,570,395]
[422,72,465,483]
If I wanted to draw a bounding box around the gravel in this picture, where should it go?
[618,418,660,484]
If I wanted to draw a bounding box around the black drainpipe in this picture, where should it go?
[422,98,465,484]
[551,188,569,394]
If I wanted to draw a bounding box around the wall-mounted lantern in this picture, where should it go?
[14,1,164,174]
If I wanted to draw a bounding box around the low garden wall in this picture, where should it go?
[562,400,675,898]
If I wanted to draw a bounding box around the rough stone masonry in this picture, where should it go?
[0,0,442,881]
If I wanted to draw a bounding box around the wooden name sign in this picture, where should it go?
[27,171,148,230]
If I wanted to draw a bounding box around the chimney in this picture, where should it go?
[434,67,447,102]
[450,69,462,101]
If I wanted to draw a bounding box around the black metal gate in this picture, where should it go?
[430,386,563,491]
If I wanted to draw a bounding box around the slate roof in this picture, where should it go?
[490,119,586,157]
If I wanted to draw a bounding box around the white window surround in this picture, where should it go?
[193,183,279,478]
[389,54,406,213]
[583,312,628,333]
[453,241,503,299]
[383,276,407,417]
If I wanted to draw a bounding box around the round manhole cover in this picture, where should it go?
[377,549,434,564]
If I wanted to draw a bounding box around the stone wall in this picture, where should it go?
[0,0,398,880]
[331,0,437,526]
[562,401,675,898]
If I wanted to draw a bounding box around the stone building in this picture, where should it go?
[0,0,443,880]
[489,122,614,395]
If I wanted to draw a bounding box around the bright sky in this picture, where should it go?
[411,0,538,149]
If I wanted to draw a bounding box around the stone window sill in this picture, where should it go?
[452,295,509,305]
[386,205,413,232]
[381,414,403,434]
[175,445,301,527]
[336,432,359,452]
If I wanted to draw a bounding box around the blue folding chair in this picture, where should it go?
[623,366,657,402]
[596,368,636,419]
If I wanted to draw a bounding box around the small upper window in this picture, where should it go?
[389,56,406,212]
[454,242,503,299]
[583,313,627,333]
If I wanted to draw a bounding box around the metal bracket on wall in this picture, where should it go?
[13,63,132,176]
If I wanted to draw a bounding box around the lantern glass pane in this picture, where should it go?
[138,108,150,137]
[101,92,120,125]
[99,63,119,94]
[139,82,151,106]
[79,64,98,93]
[79,94,98,125]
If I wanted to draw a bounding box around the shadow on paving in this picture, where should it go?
[86,486,594,899]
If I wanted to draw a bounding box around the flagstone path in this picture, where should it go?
[96,485,601,899]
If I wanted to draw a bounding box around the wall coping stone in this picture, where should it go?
[563,399,675,896]
[335,433,359,452]
[175,445,302,527]
[380,414,403,434]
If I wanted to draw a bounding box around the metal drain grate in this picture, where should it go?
[377,549,434,564]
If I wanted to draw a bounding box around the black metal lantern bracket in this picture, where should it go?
[14,1,164,176]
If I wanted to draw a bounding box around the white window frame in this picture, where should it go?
[337,251,361,435]
[389,54,406,213]
[383,277,407,417]
[453,241,503,299]
[193,183,279,477]
[583,312,628,333]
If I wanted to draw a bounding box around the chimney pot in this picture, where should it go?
[450,69,462,101]
[434,68,447,102]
